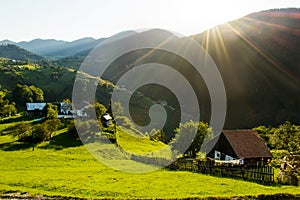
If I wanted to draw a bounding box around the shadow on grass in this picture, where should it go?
[0,141,33,151]
[39,131,83,150]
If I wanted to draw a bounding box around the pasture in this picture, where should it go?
[0,119,299,199]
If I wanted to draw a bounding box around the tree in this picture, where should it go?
[255,122,300,153]
[95,102,107,119]
[44,103,58,119]
[44,118,61,138]
[12,84,44,107]
[171,121,213,158]
[0,90,17,119]
[13,121,32,141]
[253,125,272,144]
[269,121,300,152]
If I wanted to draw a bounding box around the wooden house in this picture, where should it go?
[206,130,272,165]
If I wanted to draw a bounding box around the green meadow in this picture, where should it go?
[0,118,299,199]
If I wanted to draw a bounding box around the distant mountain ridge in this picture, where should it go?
[0,30,138,60]
[17,37,106,59]
[0,37,105,60]
[0,44,47,63]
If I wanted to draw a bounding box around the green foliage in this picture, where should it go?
[0,90,17,119]
[171,121,213,158]
[44,104,58,119]
[270,149,289,168]
[12,84,44,107]
[255,122,300,153]
[0,64,113,107]
[270,122,300,153]
[67,119,78,137]
[12,121,32,141]
[11,118,61,144]
[43,119,62,138]
[0,44,47,63]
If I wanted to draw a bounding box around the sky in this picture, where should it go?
[0,0,299,42]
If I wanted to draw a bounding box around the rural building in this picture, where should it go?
[206,130,272,165]
[101,113,113,127]
[25,102,47,116]
[26,102,87,118]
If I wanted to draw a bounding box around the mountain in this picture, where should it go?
[83,8,300,134]
[0,44,48,63]
[192,8,300,128]
[0,40,16,45]
[55,30,138,69]
[16,37,106,59]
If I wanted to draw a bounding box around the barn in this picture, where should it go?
[206,130,272,165]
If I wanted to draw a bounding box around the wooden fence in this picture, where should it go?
[170,159,274,184]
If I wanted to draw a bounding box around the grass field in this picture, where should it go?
[0,119,300,199]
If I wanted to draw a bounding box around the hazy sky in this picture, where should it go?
[1,0,299,42]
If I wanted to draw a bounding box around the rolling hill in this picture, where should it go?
[0,44,47,63]
[83,8,300,132]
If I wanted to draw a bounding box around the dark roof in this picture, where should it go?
[222,130,272,159]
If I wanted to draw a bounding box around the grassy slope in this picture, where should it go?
[0,119,299,199]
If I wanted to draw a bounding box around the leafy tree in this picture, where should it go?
[44,103,58,119]
[13,121,32,141]
[44,119,61,138]
[253,125,272,146]
[67,119,78,138]
[171,121,213,158]
[269,121,300,152]
[255,122,300,153]
[95,102,107,119]
[63,98,72,104]
[12,84,44,107]
[0,89,17,119]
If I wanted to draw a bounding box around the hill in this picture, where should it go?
[192,8,300,128]
[0,44,47,63]
[86,8,300,132]
[0,62,113,108]
[17,37,105,59]
[55,30,138,69]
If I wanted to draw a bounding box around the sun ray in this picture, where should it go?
[226,23,299,85]
[243,16,300,36]
[205,29,210,53]
[107,34,177,83]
